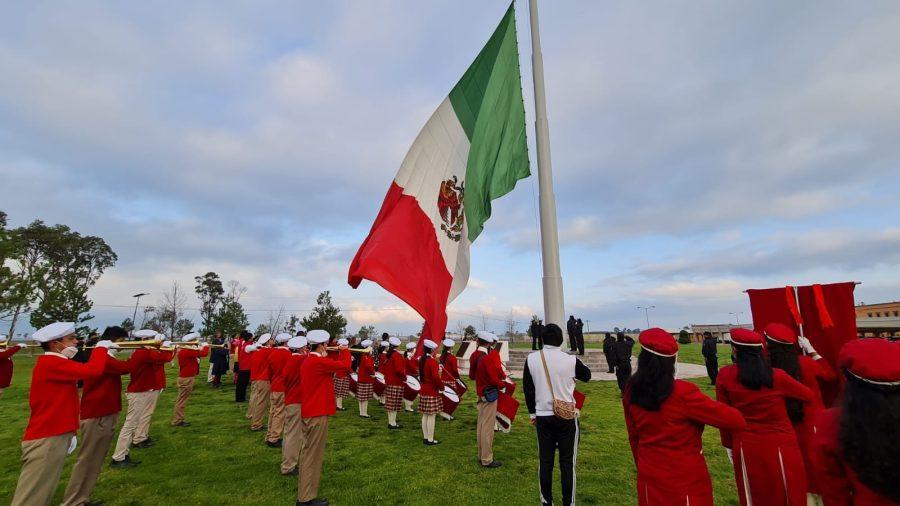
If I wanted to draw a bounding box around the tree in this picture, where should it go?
[254,324,271,336]
[300,291,347,338]
[211,294,250,338]
[120,317,135,333]
[194,272,224,333]
[0,212,39,337]
[613,327,621,333]
[464,325,477,340]
[145,282,190,338]
[357,325,376,339]
[678,329,692,345]
[282,314,301,334]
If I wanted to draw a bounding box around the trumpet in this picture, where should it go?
[0,342,40,348]
[325,346,372,354]
[86,339,162,349]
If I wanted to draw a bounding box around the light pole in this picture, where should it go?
[729,312,744,325]
[636,306,655,329]
[131,293,148,336]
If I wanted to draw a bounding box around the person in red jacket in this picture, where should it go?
[332,338,352,412]
[247,333,274,431]
[297,329,351,506]
[356,340,376,419]
[110,330,173,466]
[812,338,900,505]
[383,337,406,429]
[403,342,419,412]
[417,339,444,445]
[474,331,506,468]
[716,328,814,506]
[266,333,292,447]
[0,338,26,398]
[375,338,390,405]
[170,333,210,427]
[61,326,132,506]
[623,329,747,506]
[763,323,838,501]
[10,322,112,506]
[281,335,308,477]
[439,338,460,421]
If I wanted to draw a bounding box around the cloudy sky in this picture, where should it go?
[2,1,899,336]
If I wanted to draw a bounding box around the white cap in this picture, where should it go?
[33,322,76,343]
[258,333,272,345]
[388,337,401,347]
[380,340,390,348]
[423,339,438,350]
[338,338,349,346]
[476,331,497,343]
[134,329,158,338]
[181,332,200,341]
[361,339,373,347]
[307,329,330,345]
[275,332,292,344]
[405,342,417,351]
[442,338,455,347]
[287,336,307,349]
[296,325,307,333]
[155,333,167,341]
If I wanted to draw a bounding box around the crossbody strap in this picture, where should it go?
[538,350,556,401]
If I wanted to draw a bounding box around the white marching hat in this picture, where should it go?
[388,337,401,347]
[307,329,330,345]
[33,322,76,343]
[258,333,272,345]
[275,332,292,344]
[476,331,497,343]
[361,339,373,347]
[380,340,390,348]
[133,329,158,339]
[181,332,200,341]
[338,338,349,346]
[423,339,438,350]
[405,342,417,351]
[442,338,455,347]
[296,325,307,333]
[287,336,307,349]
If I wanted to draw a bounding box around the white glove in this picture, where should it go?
[95,340,115,349]
[245,344,258,352]
[154,334,165,343]
[162,341,172,348]
[725,448,734,465]
[67,436,78,455]
[17,343,27,349]
[798,336,818,356]
[107,348,118,358]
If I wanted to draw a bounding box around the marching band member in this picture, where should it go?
[281,335,308,477]
[247,333,273,432]
[812,338,900,505]
[356,339,375,418]
[763,323,838,501]
[110,330,172,467]
[418,339,443,445]
[297,329,351,506]
[139,333,174,446]
[11,322,112,506]
[439,338,460,420]
[375,338,390,405]
[0,337,26,399]
[404,341,418,412]
[621,328,745,506]
[384,336,406,429]
[716,328,814,506]
[333,338,351,411]
[235,330,253,402]
[171,333,210,427]
[61,326,132,506]
[473,331,506,468]
[266,333,292,448]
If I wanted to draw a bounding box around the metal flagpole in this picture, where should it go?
[527,0,566,330]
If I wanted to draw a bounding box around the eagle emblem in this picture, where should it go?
[438,176,465,242]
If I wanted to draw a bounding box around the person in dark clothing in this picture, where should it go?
[566,315,578,352]
[602,333,616,373]
[574,319,585,356]
[209,337,230,388]
[614,332,634,392]
[701,331,718,385]
[529,317,544,351]
[234,330,253,402]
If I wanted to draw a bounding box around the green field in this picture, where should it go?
[511,342,734,367]
[0,355,740,505]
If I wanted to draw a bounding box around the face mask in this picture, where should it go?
[61,346,78,359]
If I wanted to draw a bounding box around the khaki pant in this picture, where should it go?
[134,390,160,443]
[298,416,329,502]
[266,391,286,442]
[249,380,270,430]
[11,432,73,506]
[281,403,302,474]
[476,400,498,465]
[61,413,119,506]
[171,377,195,425]
[112,391,156,461]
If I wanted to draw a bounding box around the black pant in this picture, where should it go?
[532,336,543,350]
[568,334,577,352]
[536,416,578,506]
[603,352,615,373]
[615,363,632,391]
[575,335,584,355]
[235,369,251,402]
[705,357,718,385]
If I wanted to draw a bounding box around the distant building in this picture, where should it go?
[855,301,900,319]
[690,324,753,343]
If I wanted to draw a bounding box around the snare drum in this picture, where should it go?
[453,378,468,396]
[373,372,386,397]
[349,372,358,395]
[440,385,460,416]
[403,375,421,401]
[495,392,520,433]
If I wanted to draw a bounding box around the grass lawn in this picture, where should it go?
[512,342,734,367]
[0,354,740,505]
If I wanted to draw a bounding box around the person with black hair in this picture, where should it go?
[623,329,745,506]
[383,337,406,429]
[566,316,577,352]
[602,333,616,373]
[614,332,635,392]
[701,331,719,385]
[473,331,506,468]
[439,338,461,420]
[209,335,229,388]
[812,338,900,505]
[763,323,838,501]
[715,328,814,506]
[523,323,591,506]
[418,339,443,445]
[529,316,544,351]
[574,319,585,355]
[235,330,253,403]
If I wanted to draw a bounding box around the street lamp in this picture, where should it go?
[729,312,745,325]
[131,293,148,337]
[636,305,655,328]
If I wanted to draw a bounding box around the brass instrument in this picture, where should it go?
[86,339,162,349]
[0,342,40,348]
[325,346,372,354]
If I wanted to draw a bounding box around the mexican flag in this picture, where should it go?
[348,4,529,338]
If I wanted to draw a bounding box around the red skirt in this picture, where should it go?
[356,382,374,402]
[384,384,404,412]
[418,395,442,415]
[333,377,350,398]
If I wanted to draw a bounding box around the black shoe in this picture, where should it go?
[282,467,299,476]
[297,498,329,506]
[266,439,283,448]
[481,461,502,468]
[404,409,415,413]
[250,426,265,432]
[109,455,140,468]
[133,438,154,448]
[336,406,346,411]
[85,500,105,506]
[172,421,191,427]
[425,440,441,446]
[359,414,371,419]
[388,424,402,430]
[442,416,455,421]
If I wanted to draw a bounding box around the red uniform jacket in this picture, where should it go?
[716,366,814,506]
[283,353,307,406]
[385,351,406,386]
[0,345,23,388]
[475,349,505,398]
[154,350,174,389]
[624,380,747,506]
[80,354,132,420]
[268,347,291,393]
[237,340,253,371]
[813,408,896,506]
[377,352,387,373]
[177,347,209,378]
[440,353,459,382]
[793,356,837,494]
[405,354,419,376]
[250,346,272,381]
[299,349,352,418]
[468,348,486,380]
[127,348,173,393]
[419,357,443,397]
[24,351,109,441]
[357,354,375,384]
